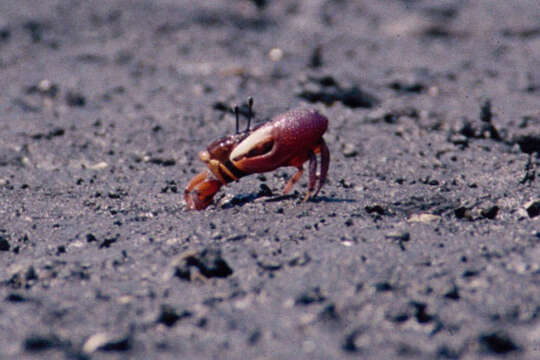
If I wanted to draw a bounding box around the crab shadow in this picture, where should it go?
[220,192,355,209]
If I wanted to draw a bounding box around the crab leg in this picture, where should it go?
[313,138,330,197]
[282,167,304,194]
[303,150,317,202]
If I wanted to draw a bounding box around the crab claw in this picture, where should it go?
[184,171,223,210]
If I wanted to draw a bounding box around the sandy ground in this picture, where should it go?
[1,0,540,359]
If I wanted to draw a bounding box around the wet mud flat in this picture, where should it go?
[0,1,539,359]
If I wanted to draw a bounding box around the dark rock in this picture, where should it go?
[173,248,233,280]
[389,80,425,93]
[514,135,540,154]
[99,235,119,249]
[31,127,65,140]
[161,180,178,193]
[457,119,477,138]
[444,285,460,300]
[86,233,97,243]
[386,304,411,323]
[149,157,176,166]
[296,75,378,108]
[365,204,385,215]
[23,21,47,43]
[318,303,341,323]
[212,101,229,112]
[374,282,393,292]
[479,332,520,354]
[462,269,479,278]
[338,178,354,188]
[157,305,192,327]
[258,183,272,197]
[342,328,366,353]
[457,119,475,138]
[99,335,132,352]
[410,302,433,323]
[481,205,499,219]
[202,296,224,307]
[24,334,62,352]
[525,200,540,218]
[389,311,410,323]
[108,189,128,199]
[65,91,86,107]
[295,287,326,306]
[0,235,10,251]
[454,206,471,220]
[287,252,311,267]
[6,293,26,302]
[47,128,65,139]
[247,329,262,345]
[25,266,38,282]
[389,68,433,94]
[0,27,10,41]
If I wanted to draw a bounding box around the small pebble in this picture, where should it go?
[342,143,358,158]
[268,48,284,62]
[408,213,441,223]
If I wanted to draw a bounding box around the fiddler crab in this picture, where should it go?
[185,98,330,210]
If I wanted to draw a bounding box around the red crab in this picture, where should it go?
[185,98,330,210]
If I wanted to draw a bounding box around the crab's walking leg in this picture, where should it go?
[313,138,330,197]
[184,171,223,210]
[282,167,304,194]
[303,150,317,202]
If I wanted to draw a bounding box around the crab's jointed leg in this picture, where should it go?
[282,167,304,195]
[313,138,330,198]
[303,150,318,202]
[281,137,330,202]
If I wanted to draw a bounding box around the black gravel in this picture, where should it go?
[1,1,540,359]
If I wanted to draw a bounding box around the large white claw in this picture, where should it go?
[230,125,273,161]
